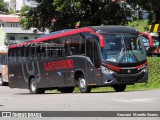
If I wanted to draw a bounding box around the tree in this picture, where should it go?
[127,0,160,24]
[20,0,132,31]
[0,0,7,12]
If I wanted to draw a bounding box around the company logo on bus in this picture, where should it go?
[127,70,131,73]
[44,59,74,71]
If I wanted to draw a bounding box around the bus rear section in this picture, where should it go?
[0,51,8,86]
[8,26,148,94]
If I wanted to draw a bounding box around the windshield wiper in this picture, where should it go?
[117,34,126,64]
[128,48,139,63]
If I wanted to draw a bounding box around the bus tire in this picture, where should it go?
[78,75,91,93]
[113,85,126,92]
[29,78,45,94]
[59,87,74,93]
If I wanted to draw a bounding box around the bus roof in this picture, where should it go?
[90,26,138,34]
[38,29,73,39]
[9,27,95,49]
[9,26,138,49]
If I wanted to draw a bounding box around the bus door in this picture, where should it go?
[86,37,101,85]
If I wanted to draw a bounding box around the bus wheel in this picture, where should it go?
[29,78,45,94]
[58,87,74,93]
[113,85,126,92]
[78,76,91,93]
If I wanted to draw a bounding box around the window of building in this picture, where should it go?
[24,37,28,40]
[0,23,4,27]
[10,37,15,40]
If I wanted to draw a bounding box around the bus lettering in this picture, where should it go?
[44,59,74,71]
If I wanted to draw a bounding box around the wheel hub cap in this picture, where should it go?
[80,78,86,89]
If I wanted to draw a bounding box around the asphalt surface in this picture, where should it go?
[0,86,160,120]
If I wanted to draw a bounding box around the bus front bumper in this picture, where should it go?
[102,69,148,85]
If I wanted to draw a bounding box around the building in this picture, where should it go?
[4,0,38,11]
[24,0,38,8]
[0,27,48,46]
[0,14,21,27]
[4,0,16,11]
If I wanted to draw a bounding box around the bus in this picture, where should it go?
[8,26,148,94]
[140,32,160,56]
[0,47,8,86]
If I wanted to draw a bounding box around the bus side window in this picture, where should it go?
[29,46,36,61]
[21,47,25,62]
[36,46,41,60]
[13,49,17,64]
[35,45,47,60]
[25,47,29,62]
[9,50,13,64]
[44,42,50,59]
[54,38,65,57]
[68,34,85,55]
[41,47,47,59]
[17,48,21,63]
[49,39,58,58]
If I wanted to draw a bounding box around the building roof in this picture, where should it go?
[0,27,48,34]
[0,15,20,23]
[0,16,20,23]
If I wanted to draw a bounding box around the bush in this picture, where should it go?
[127,57,160,90]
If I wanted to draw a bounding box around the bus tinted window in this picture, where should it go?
[67,34,85,55]
[13,50,17,63]
[25,47,29,62]
[50,38,65,58]
[29,46,36,61]
[17,48,21,62]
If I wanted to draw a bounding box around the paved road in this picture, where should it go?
[0,86,160,119]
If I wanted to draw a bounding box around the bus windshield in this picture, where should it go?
[102,33,146,64]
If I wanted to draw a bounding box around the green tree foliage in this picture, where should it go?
[20,0,132,31]
[0,0,6,12]
[127,0,160,24]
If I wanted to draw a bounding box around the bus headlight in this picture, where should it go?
[100,66,114,74]
[143,66,148,72]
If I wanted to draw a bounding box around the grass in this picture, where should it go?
[128,20,149,32]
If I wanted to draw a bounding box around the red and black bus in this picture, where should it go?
[8,26,148,94]
[140,32,160,56]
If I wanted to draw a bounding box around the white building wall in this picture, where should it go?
[4,0,38,11]
[16,0,25,11]
[0,21,21,28]
[9,0,16,11]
